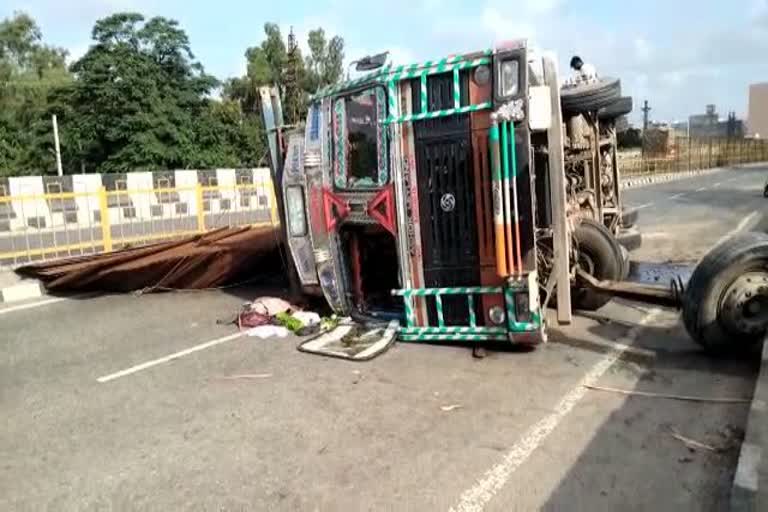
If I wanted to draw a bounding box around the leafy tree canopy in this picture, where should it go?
[0,13,345,176]
[0,12,70,176]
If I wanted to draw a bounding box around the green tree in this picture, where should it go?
[66,12,222,173]
[304,28,344,92]
[0,12,70,176]
[226,23,344,130]
[283,29,304,125]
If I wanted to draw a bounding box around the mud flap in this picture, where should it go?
[297,319,399,361]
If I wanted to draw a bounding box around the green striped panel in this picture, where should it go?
[388,58,490,84]
[400,327,506,335]
[435,294,445,327]
[310,54,492,100]
[399,334,508,342]
[387,80,397,116]
[392,286,503,296]
[420,74,428,114]
[453,68,460,109]
[404,294,415,327]
[467,295,476,327]
[505,288,515,332]
[384,102,492,125]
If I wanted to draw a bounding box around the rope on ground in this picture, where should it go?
[583,384,751,403]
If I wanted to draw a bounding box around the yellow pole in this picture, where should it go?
[268,181,279,226]
[98,187,112,252]
[195,183,205,232]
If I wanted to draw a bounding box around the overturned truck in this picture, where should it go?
[263,40,768,354]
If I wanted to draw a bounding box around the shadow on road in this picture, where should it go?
[541,309,759,511]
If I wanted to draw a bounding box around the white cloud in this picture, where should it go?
[633,37,652,62]
[481,6,537,42]
[420,0,443,11]
[12,0,140,24]
[522,0,562,14]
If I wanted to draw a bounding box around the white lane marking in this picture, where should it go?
[0,296,70,316]
[629,203,654,210]
[669,192,687,199]
[714,210,760,248]
[713,181,722,187]
[449,309,662,512]
[695,186,707,192]
[97,331,244,383]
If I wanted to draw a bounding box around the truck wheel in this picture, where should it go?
[682,232,768,353]
[573,219,624,310]
[598,96,633,120]
[561,78,622,115]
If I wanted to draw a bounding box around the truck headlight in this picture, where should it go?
[488,306,506,325]
[286,186,307,237]
[515,292,532,323]
[499,59,519,97]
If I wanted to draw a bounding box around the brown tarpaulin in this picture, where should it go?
[16,226,283,293]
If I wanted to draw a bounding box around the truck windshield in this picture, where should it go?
[347,90,378,186]
[333,87,388,189]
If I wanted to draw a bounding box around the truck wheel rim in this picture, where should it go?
[721,272,768,335]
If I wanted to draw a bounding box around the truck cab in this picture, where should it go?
[270,40,636,345]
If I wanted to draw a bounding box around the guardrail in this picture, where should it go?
[620,137,768,177]
[0,180,279,268]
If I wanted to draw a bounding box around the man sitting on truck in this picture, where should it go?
[567,55,598,86]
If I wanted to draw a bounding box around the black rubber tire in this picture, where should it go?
[561,78,622,115]
[598,96,633,120]
[682,232,768,354]
[572,219,624,310]
[619,244,631,280]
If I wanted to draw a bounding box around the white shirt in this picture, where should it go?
[572,63,598,85]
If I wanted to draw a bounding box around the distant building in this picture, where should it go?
[667,105,745,138]
[748,83,768,138]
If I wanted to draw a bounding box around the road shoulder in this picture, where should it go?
[732,338,768,511]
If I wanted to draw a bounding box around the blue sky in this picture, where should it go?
[5,0,768,126]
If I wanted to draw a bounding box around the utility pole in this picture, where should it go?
[52,114,63,177]
[642,100,651,131]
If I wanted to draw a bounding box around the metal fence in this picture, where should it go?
[620,137,768,176]
[0,177,279,268]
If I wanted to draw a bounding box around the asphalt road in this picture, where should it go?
[0,166,765,511]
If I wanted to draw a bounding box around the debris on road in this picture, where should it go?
[440,404,463,412]
[232,297,323,336]
[297,320,398,361]
[217,373,274,381]
[292,311,321,328]
[584,384,751,403]
[670,429,719,453]
[16,226,281,292]
[237,310,271,329]
[275,311,304,332]
[250,297,293,317]
[246,325,290,339]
